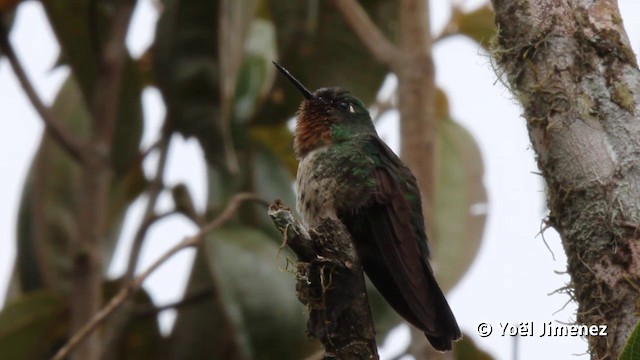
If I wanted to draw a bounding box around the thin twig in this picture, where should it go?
[52,193,265,360]
[135,286,214,317]
[330,0,398,66]
[125,129,173,282]
[100,129,172,354]
[370,97,396,123]
[0,15,85,162]
[141,137,163,160]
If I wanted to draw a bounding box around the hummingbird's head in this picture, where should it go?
[273,62,374,159]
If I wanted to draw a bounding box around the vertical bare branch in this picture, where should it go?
[332,1,440,356]
[395,1,439,357]
[70,1,137,358]
[124,127,173,282]
[395,0,435,221]
[90,0,137,146]
[331,0,436,234]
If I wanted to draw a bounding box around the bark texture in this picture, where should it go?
[268,200,379,360]
[491,0,640,358]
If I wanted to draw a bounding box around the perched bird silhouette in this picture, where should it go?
[274,62,461,351]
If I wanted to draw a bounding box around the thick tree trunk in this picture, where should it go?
[491,0,640,358]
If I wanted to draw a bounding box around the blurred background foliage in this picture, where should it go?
[0,0,495,358]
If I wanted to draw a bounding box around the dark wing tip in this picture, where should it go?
[425,334,453,352]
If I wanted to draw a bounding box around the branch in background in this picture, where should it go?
[135,286,214,317]
[52,193,265,360]
[333,0,438,357]
[125,128,173,282]
[397,1,438,357]
[70,1,139,358]
[330,0,398,66]
[269,200,379,360]
[0,16,85,163]
[101,128,173,356]
[370,97,396,124]
[90,0,137,146]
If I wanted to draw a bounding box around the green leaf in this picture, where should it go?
[233,18,277,124]
[452,4,495,49]
[433,109,487,291]
[0,286,162,360]
[0,292,66,360]
[43,0,107,105]
[15,71,143,295]
[619,319,640,360]
[453,332,494,359]
[167,250,251,360]
[153,0,221,163]
[202,225,317,359]
[168,225,317,359]
[103,281,163,360]
[249,123,297,176]
[154,0,260,170]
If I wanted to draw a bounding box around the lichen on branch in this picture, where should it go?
[268,200,379,360]
[490,0,640,358]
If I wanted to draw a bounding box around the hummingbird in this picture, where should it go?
[273,62,461,351]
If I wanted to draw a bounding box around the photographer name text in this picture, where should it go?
[476,322,608,337]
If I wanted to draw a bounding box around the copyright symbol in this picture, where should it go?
[477,322,492,337]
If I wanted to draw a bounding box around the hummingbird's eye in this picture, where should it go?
[337,101,356,113]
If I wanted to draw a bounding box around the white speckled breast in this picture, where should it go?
[296,146,338,225]
[296,145,374,226]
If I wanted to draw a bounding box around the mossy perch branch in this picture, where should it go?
[268,200,379,360]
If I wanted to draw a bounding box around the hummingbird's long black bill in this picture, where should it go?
[272,61,315,100]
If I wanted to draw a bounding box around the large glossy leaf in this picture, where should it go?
[249,123,297,176]
[432,112,487,292]
[153,0,223,166]
[203,225,317,359]
[453,332,494,359]
[14,70,143,295]
[167,250,250,360]
[103,281,163,360]
[169,226,317,360]
[43,0,120,116]
[448,4,495,50]
[233,18,277,124]
[255,0,397,125]
[0,287,162,360]
[620,320,640,360]
[154,0,260,170]
[0,292,66,360]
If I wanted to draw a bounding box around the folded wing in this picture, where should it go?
[344,137,461,351]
